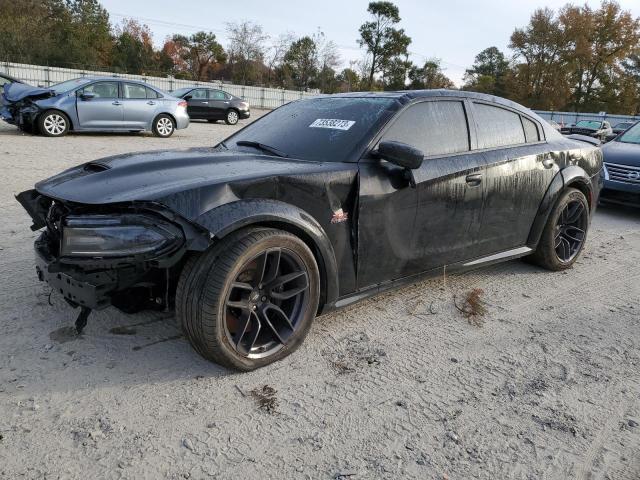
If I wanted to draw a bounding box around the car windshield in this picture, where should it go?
[50,78,92,94]
[575,120,603,129]
[224,97,397,162]
[171,88,192,97]
[618,122,640,144]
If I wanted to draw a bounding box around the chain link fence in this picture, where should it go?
[1,61,319,109]
[534,110,640,126]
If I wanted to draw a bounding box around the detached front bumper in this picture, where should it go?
[35,234,119,309]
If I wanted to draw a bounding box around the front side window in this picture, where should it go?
[82,81,119,99]
[210,90,227,100]
[225,97,396,162]
[380,101,470,157]
[123,83,147,99]
[190,89,208,100]
[474,103,526,149]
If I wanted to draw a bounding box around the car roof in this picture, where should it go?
[322,89,540,118]
[76,76,159,87]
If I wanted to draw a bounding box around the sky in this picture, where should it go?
[100,0,640,86]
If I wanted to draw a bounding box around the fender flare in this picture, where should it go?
[192,199,339,312]
[526,166,593,247]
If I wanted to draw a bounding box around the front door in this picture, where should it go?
[357,99,484,288]
[76,81,123,128]
[186,89,209,119]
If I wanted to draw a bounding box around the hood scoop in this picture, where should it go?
[84,162,111,173]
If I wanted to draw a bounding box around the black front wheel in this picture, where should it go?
[176,228,320,370]
[529,188,590,270]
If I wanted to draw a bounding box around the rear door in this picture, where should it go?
[208,89,230,119]
[186,89,209,119]
[76,81,123,128]
[121,82,158,129]
[470,101,557,255]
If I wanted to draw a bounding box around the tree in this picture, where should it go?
[167,31,226,80]
[463,47,510,96]
[560,1,640,111]
[336,67,361,92]
[383,55,411,90]
[265,32,295,86]
[408,59,454,89]
[509,8,571,110]
[226,21,269,85]
[358,1,411,88]
[283,36,318,90]
[313,30,341,92]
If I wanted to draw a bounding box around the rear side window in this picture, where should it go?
[522,116,540,143]
[381,101,470,157]
[474,103,525,149]
[191,89,208,100]
[123,83,147,99]
[146,87,160,99]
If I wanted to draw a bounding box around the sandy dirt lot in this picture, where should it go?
[0,115,639,480]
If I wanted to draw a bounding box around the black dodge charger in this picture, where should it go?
[17,90,603,370]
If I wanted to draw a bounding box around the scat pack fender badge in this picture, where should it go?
[331,208,349,224]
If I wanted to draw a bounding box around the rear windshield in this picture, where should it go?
[224,97,396,162]
[170,88,192,98]
[51,78,92,94]
[618,122,640,144]
[575,120,602,129]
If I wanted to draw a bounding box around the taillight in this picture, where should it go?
[178,101,187,108]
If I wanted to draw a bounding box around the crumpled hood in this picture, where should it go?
[602,140,640,168]
[3,82,55,102]
[35,147,336,207]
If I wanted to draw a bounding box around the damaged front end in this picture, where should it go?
[1,83,55,129]
[17,190,200,333]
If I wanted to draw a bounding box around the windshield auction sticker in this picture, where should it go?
[309,119,356,131]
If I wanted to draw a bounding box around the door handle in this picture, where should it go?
[465,173,483,186]
[112,101,122,106]
[202,101,208,104]
[147,101,156,105]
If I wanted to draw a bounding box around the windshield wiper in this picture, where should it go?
[235,140,287,158]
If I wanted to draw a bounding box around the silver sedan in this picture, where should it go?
[1,77,189,137]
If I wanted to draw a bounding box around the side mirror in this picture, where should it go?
[378,141,424,169]
[183,95,192,101]
[376,141,424,188]
[79,92,96,101]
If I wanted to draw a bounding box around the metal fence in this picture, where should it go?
[534,110,640,126]
[0,61,319,109]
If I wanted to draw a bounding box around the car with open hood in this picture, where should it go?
[17,90,603,371]
[600,121,640,207]
[1,77,189,137]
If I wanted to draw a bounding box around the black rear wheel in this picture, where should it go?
[176,228,320,370]
[529,188,590,270]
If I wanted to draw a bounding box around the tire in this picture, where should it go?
[152,114,175,137]
[38,110,69,137]
[224,109,239,125]
[528,188,590,271]
[176,228,320,371]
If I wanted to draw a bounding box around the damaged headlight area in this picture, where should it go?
[61,215,183,258]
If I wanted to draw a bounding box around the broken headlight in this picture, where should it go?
[60,215,183,257]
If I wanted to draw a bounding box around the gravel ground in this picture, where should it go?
[0,115,639,480]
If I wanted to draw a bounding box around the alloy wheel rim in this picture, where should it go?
[228,111,238,124]
[224,247,310,359]
[44,114,65,135]
[157,118,173,136]
[554,199,588,262]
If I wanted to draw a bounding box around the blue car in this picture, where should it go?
[1,77,190,137]
[601,121,640,207]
